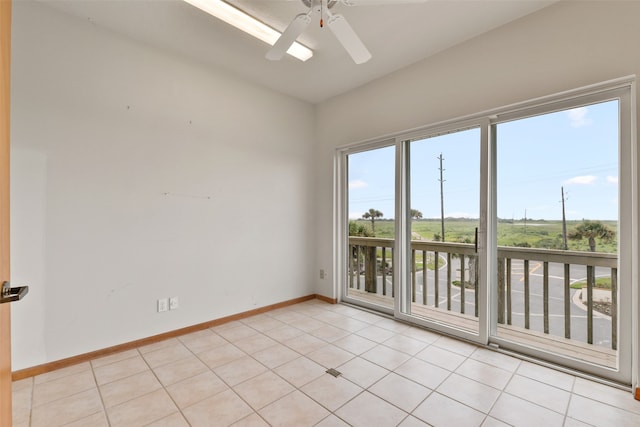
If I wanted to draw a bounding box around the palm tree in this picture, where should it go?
[410,209,423,220]
[362,208,383,234]
[568,220,614,252]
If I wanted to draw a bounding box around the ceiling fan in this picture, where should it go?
[266,0,427,65]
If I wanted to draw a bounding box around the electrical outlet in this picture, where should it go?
[169,297,179,310]
[157,298,169,312]
[319,269,325,279]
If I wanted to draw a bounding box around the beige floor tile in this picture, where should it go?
[166,371,228,409]
[214,355,268,386]
[234,371,295,410]
[413,392,485,427]
[153,354,209,386]
[259,390,330,426]
[309,324,352,342]
[563,416,594,427]
[210,320,244,332]
[338,357,389,388]
[138,338,181,354]
[505,374,571,414]
[315,414,351,427]
[99,370,162,408]
[415,344,466,371]
[106,388,177,426]
[330,317,369,333]
[355,325,397,343]
[31,388,104,427]
[573,377,639,414]
[12,377,33,391]
[398,415,430,426]
[196,342,246,369]
[401,326,441,344]
[349,309,386,323]
[63,411,109,427]
[490,393,565,427]
[361,344,411,370]
[269,309,307,324]
[433,336,479,356]
[230,412,270,426]
[369,372,431,413]
[481,417,511,427]
[234,333,278,354]
[91,349,139,369]
[142,342,192,368]
[217,324,260,342]
[263,324,305,342]
[273,356,326,388]
[183,389,253,426]
[382,334,429,356]
[145,411,190,427]
[301,374,363,411]
[313,310,347,324]
[241,315,286,333]
[290,316,326,333]
[567,394,640,427]
[394,358,450,389]
[437,373,500,413]
[32,370,96,407]
[33,362,92,385]
[470,347,521,372]
[516,361,575,391]
[332,334,378,355]
[455,358,512,390]
[93,355,149,386]
[178,330,227,354]
[375,317,412,333]
[335,391,408,426]
[282,333,326,354]
[306,344,355,369]
[252,343,300,369]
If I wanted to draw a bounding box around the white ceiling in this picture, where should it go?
[39,0,556,104]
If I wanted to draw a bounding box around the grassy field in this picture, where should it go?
[351,218,618,254]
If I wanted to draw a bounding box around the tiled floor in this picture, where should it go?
[12,299,640,426]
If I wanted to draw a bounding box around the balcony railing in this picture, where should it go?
[348,237,618,364]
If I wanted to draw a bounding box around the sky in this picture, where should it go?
[348,99,619,221]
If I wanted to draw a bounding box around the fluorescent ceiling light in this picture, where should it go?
[183,0,314,62]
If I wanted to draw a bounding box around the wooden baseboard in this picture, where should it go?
[635,387,640,401]
[12,293,332,381]
[314,294,337,304]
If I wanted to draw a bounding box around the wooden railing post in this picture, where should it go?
[434,252,440,308]
[564,264,571,339]
[524,259,530,330]
[587,265,594,344]
[364,246,377,293]
[612,267,617,350]
[543,261,549,334]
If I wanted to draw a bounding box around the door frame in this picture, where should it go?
[1,0,13,424]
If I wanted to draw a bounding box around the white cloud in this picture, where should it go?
[565,175,597,185]
[349,212,363,219]
[349,179,368,190]
[567,107,592,128]
[607,175,618,184]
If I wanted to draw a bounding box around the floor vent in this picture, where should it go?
[326,368,342,377]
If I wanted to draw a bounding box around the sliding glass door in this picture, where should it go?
[343,144,396,312]
[400,127,484,340]
[337,78,634,384]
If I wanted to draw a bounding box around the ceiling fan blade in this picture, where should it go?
[327,13,371,64]
[266,12,312,61]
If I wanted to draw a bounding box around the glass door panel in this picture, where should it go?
[405,128,481,335]
[494,100,625,377]
[345,145,395,311]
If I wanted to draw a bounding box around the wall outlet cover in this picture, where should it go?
[158,298,169,312]
[169,297,179,310]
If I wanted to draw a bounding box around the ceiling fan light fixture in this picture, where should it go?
[183,0,313,62]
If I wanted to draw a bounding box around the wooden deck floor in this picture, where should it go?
[347,288,616,369]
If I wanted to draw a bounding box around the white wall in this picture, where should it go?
[313,0,640,380]
[10,2,316,369]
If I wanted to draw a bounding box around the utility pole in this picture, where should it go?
[561,186,568,250]
[438,153,445,242]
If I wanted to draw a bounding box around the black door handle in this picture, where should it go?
[475,227,478,253]
[0,281,29,304]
